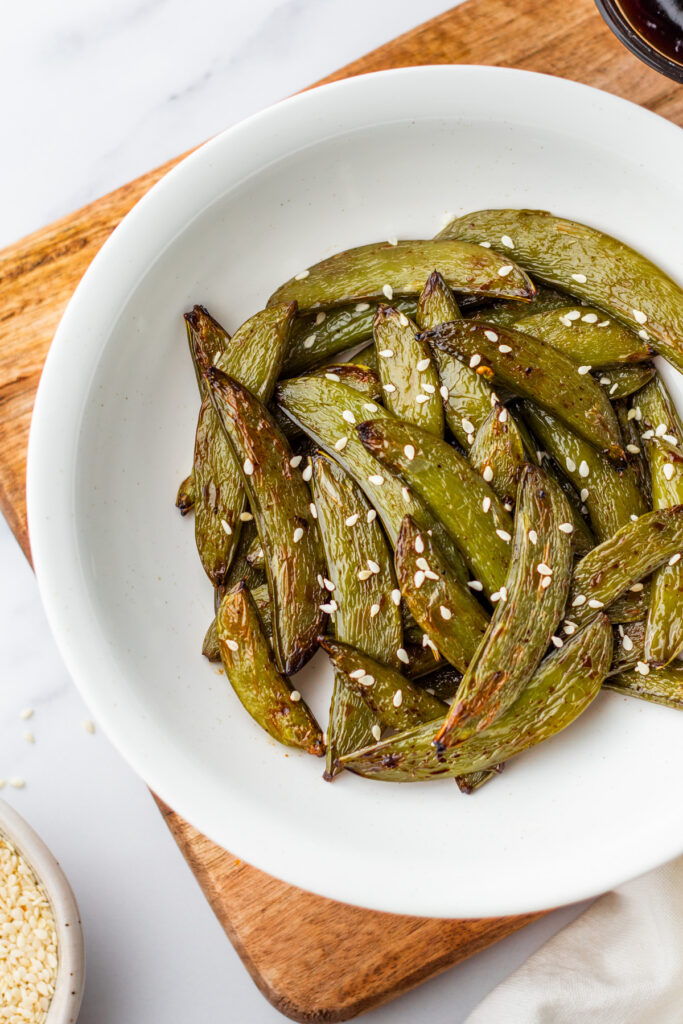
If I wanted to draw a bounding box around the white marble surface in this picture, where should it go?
[0,2,590,1020]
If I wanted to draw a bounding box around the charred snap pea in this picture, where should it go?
[185,305,230,396]
[395,517,490,674]
[533,454,596,557]
[341,614,612,781]
[415,269,461,328]
[469,403,526,508]
[439,209,683,374]
[567,507,683,630]
[275,376,469,582]
[423,320,625,463]
[310,362,381,400]
[644,439,683,666]
[217,584,324,754]
[357,417,513,596]
[175,473,195,515]
[373,305,444,436]
[269,240,535,312]
[284,299,416,376]
[521,402,646,543]
[605,662,683,709]
[436,466,574,745]
[207,369,327,674]
[312,454,403,778]
[596,364,655,400]
[515,307,652,367]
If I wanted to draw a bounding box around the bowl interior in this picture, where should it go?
[29,67,683,917]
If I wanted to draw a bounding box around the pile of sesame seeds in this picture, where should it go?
[0,837,58,1023]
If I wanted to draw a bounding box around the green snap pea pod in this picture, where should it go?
[283,299,416,376]
[185,305,230,397]
[321,639,446,730]
[207,369,327,674]
[310,363,381,400]
[275,376,469,582]
[521,402,646,543]
[357,418,513,596]
[192,304,296,585]
[268,240,535,312]
[175,473,195,515]
[644,439,683,666]
[216,584,324,754]
[607,585,650,624]
[311,454,403,778]
[605,662,683,709]
[423,320,625,462]
[615,401,651,507]
[469,403,526,508]
[596,365,655,400]
[202,523,268,660]
[608,621,646,676]
[636,376,683,445]
[395,516,490,674]
[374,305,444,436]
[468,286,570,327]
[515,307,651,367]
[436,465,574,745]
[415,269,461,328]
[567,507,683,630]
[202,581,273,663]
[439,209,683,373]
[341,614,612,781]
[202,618,221,662]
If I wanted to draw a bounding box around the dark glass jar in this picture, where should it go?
[595,0,683,82]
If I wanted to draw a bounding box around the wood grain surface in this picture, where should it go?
[1,0,681,1019]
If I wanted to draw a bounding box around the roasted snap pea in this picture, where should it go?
[341,614,612,781]
[245,533,265,570]
[469,403,526,508]
[312,454,403,778]
[423,320,625,462]
[567,507,683,630]
[615,401,651,506]
[203,580,273,663]
[439,209,683,374]
[207,369,327,674]
[310,363,381,400]
[636,375,683,445]
[515,307,652,366]
[521,402,646,543]
[275,376,469,581]
[469,286,570,328]
[216,584,324,754]
[357,417,513,596]
[185,304,230,396]
[644,439,683,666]
[374,305,444,436]
[436,466,574,745]
[596,364,655,400]
[415,269,461,328]
[175,473,195,515]
[224,520,265,592]
[284,299,416,376]
[395,516,489,674]
[605,662,683,709]
[321,639,446,730]
[606,585,650,625]
[608,621,646,676]
[532,453,595,556]
[268,240,535,311]
[417,663,462,701]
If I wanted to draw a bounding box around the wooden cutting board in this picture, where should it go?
[1,0,682,1019]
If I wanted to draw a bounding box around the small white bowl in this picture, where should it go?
[0,800,84,1023]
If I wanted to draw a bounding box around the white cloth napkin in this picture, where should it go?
[465,856,683,1023]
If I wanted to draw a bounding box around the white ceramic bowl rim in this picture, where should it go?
[0,800,84,1023]
[27,66,683,918]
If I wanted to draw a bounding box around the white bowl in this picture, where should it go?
[27,66,683,918]
[0,800,84,1022]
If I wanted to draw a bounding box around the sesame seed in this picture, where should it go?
[290,455,302,468]
[295,269,310,280]
[498,265,513,277]
[378,349,394,358]
[364,402,379,413]
[632,309,647,325]
[345,513,359,527]
[24,731,35,743]
[240,511,254,522]
[627,409,638,420]
[440,605,452,620]
[404,444,416,461]
[325,372,340,382]
[368,474,384,486]
[324,578,335,591]
[669,553,681,566]
[664,463,675,480]
[467,580,484,591]
[499,408,509,422]
[565,310,581,321]
[588,598,604,608]
[462,418,475,433]
[359,674,375,686]
[598,320,610,327]
[315,312,326,325]
[221,519,232,535]
[414,535,425,553]
[558,522,574,534]
[528,528,538,544]
[334,436,349,451]
[290,690,301,702]
[414,570,426,588]
[560,316,573,327]
[302,464,313,482]
[20,709,34,720]
[610,383,618,395]
[370,604,380,618]
[415,394,430,404]
[425,570,439,580]
[9,778,25,788]
[540,573,552,589]
[397,647,410,664]
[566,457,576,472]
[399,312,409,327]
[355,302,370,312]
[571,273,587,283]
[630,583,644,592]
[320,602,336,614]
[618,624,625,637]
[491,590,501,602]
[423,383,436,394]
[501,235,514,249]
[483,465,494,482]
[639,329,649,341]
[551,636,563,648]
[479,240,492,248]
[469,354,481,368]
[498,344,512,354]
[496,529,511,543]
[367,560,380,574]
[636,661,650,676]
[349,668,365,679]
[357,569,372,581]
[572,595,586,606]
[293,527,304,543]
[622,635,634,651]
[303,335,316,349]
[393,689,403,707]
[482,496,492,513]
[582,313,598,323]
[391,589,401,605]
[564,621,577,635]
[641,429,655,439]
[484,329,498,343]
[226,638,239,651]
[656,423,667,436]
[467,433,475,445]
[243,458,254,475]
[440,385,449,400]
[387,236,398,246]
[579,461,590,478]
[580,488,589,502]
[383,383,396,393]
[371,724,382,742]
[664,434,678,445]
[577,365,591,376]
[600,377,610,385]
[310,503,318,519]
[342,409,355,423]
[383,284,393,300]
[416,556,430,572]
[537,563,553,576]
[367,509,377,523]
[626,444,640,454]
[402,486,411,502]
[417,358,431,371]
